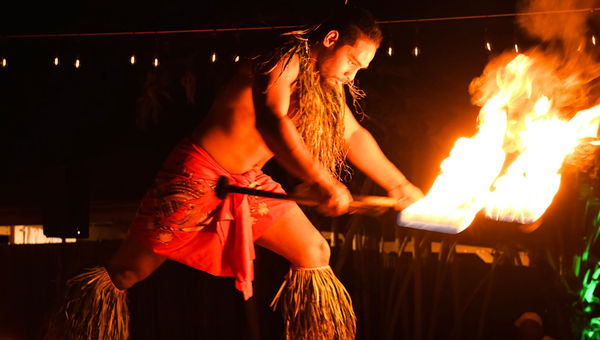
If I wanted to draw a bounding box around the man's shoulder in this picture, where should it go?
[253,52,300,87]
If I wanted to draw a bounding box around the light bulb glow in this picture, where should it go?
[1,58,6,68]
[211,52,217,63]
[153,57,159,67]
[75,58,80,68]
[54,57,59,66]
[514,43,519,53]
[234,55,240,63]
[413,46,420,57]
[130,55,136,65]
[387,46,393,56]
[486,41,492,52]
[593,35,597,46]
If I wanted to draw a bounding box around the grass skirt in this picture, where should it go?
[44,266,129,340]
[271,265,356,339]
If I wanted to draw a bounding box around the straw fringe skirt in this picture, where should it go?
[271,265,356,340]
[44,266,129,340]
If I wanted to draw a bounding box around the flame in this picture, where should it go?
[399,53,600,233]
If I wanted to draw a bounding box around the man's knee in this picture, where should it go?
[300,236,331,268]
[106,236,166,290]
[106,266,141,290]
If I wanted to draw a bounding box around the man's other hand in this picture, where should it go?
[388,182,425,210]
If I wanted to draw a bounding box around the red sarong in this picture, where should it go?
[131,138,294,300]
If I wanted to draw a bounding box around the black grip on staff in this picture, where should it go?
[215,176,319,205]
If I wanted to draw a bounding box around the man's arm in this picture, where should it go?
[252,54,351,215]
[343,104,424,208]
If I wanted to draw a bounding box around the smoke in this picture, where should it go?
[470,0,600,120]
[517,0,597,50]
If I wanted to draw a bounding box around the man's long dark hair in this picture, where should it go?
[305,5,382,48]
[251,5,382,179]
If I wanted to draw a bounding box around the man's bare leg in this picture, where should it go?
[256,204,330,268]
[43,234,162,340]
[256,205,356,340]
[107,234,167,290]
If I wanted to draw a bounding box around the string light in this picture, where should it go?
[74,58,80,69]
[130,54,136,65]
[153,57,159,67]
[234,55,240,63]
[514,43,519,53]
[211,52,217,63]
[411,24,420,58]
[385,36,394,57]
[54,56,59,66]
[593,35,597,46]
[1,58,6,68]
[485,41,492,52]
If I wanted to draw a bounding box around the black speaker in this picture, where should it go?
[42,162,89,238]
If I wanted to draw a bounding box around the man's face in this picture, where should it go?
[318,33,378,86]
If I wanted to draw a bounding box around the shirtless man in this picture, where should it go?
[48,6,423,340]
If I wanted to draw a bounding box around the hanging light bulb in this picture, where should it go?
[234,55,240,63]
[387,46,393,56]
[211,52,217,63]
[593,35,597,46]
[1,58,6,68]
[412,46,420,57]
[74,58,80,69]
[514,43,519,53]
[130,55,136,65]
[153,57,159,67]
[485,41,492,52]
[54,56,59,66]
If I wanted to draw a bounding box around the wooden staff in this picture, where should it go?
[215,176,399,215]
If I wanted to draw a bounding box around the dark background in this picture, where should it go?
[1,1,600,339]
[0,0,523,205]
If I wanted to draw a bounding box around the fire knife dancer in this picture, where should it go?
[46,5,423,340]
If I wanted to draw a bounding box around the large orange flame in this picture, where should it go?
[399,53,600,233]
